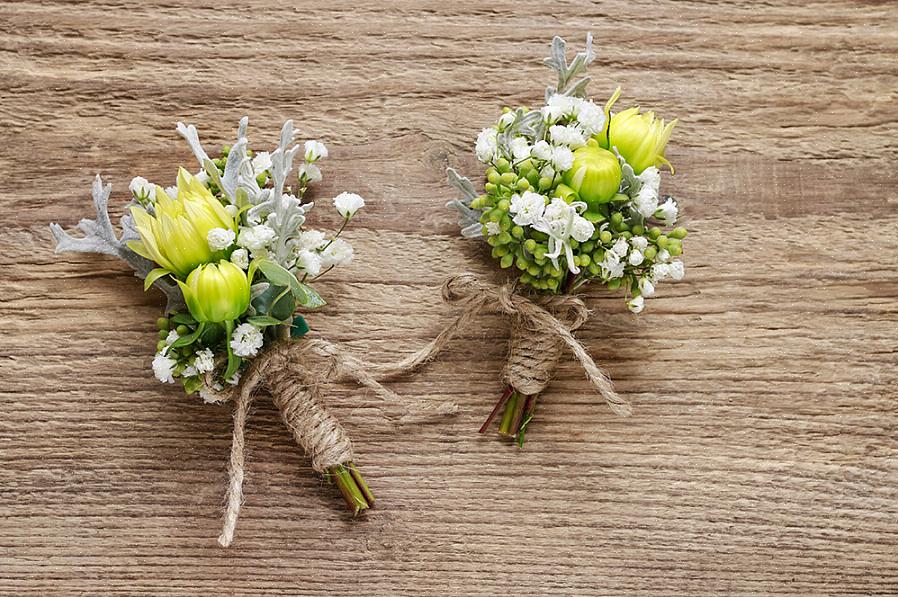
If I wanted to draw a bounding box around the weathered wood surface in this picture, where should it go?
[1,1,897,595]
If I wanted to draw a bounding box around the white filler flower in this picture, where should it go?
[207,227,236,251]
[152,352,177,384]
[333,192,365,219]
[319,239,354,268]
[230,323,264,358]
[509,191,547,226]
[304,140,328,162]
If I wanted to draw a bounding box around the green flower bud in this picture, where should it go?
[631,224,645,236]
[158,329,168,340]
[518,159,535,175]
[497,199,510,212]
[643,246,657,260]
[489,209,503,223]
[648,226,662,239]
[177,261,250,323]
[581,241,595,253]
[534,244,547,260]
[499,172,517,186]
[515,256,529,271]
[526,170,541,187]
[599,230,613,244]
[562,141,622,208]
[607,278,622,290]
[671,226,688,240]
[523,239,538,253]
[601,107,677,174]
[546,278,559,290]
[496,231,513,245]
[593,248,605,263]
[484,182,498,194]
[486,235,501,247]
[656,235,669,249]
[515,178,531,192]
[156,340,167,352]
[588,262,601,276]
[511,225,525,240]
[527,264,541,277]
[500,213,513,230]
[221,145,231,157]
[538,176,553,191]
[156,317,170,331]
[579,253,592,267]
[175,324,190,336]
[500,253,514,268]
[495,158,511,173]
[610,212,624,226]
[668,239,683,256]
[487,170,501,185]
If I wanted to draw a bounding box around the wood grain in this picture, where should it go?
[2,1,897,595]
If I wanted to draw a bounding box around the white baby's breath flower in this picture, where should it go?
[653,262,671,280]
[296,249,322,276]
[550,145,575,171]
[193,348,215,374]
[546,93,577,116]
[237,224,276,251]
[164,186,178,199]
[485,221,501,236]
[540,164,556,180]
[298,229,327,251]
[637,166,661,194]
[333,192,365,219]
[668,260,685,280]
[571,216,595,242]
[224,204,239,218]
[251,151,271,175]
[657,248,671,263]
[165,330,180,347]
[304,140,328,162]
[630,235,648,251]
[628,295,645,314]
[475,128,499,163]
[298,162,322,183]
[509,137,532,161]
[152,352,177,384]
[182,365,198,377]
[656,198,679,226]
[639,277,656,297]
[230,248,249,269]
[634,185,660,219]
[230,323,264,358]
[611,237,630,257]
[207,227,236,251]
[319,238,354,268]
[129,176,154,200]
[576,101,605,135]
[226,371,242,386]
[601,250,625,279]
[531,140,553,161]
[194,170,210,185]
[628,249,645,266]
[509,191,547,226]
[549,124,587,148]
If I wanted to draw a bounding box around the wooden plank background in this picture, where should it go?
[2,1,897,595]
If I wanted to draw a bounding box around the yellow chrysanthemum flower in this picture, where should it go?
[177,261,250,323]
[128,168,236,279]
[602,106,678,174]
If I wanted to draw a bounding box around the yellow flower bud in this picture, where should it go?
[603,107,677,174]
[177,261,250,323]
[127,168,237,278]
[562,141,622,208]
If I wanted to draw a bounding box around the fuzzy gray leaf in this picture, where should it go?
[176,121,210,169]
[447,167,478,203]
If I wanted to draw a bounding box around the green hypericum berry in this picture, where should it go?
[156,340,167,352]
[527,264,541,276]
[579,254,592,267]
[487,170,501,185]
[158,329,168,340]
[484,182,498,194]
[671,226,689,239]
[497,199,510,212]
[156,317,170,331]
[648,226,662,239]
[668,239,683,256]
[497,231,513,244]
[523,238,538,253]
[588,262,601,276]
[607,278,622,290]
[631,224,645,236]
[643,246,657,260]
[500,253,514,268]
[569,238,579,249]
[515,256,528,271]
[610,212,624,226]
[599,230,613,244]
[486,235,500,247]
[499,172,517,186]
[496,158,511,173]
[593,248,605,262]
[489,209,503,223]
[511,226,525,240]
[526,170,541,186]
[656,235,669,248]
[546,278,559,290]
[619,231,632,239]
[500,213,512,230]
[581,241,595,253]
[520,273,533,284]
[538,176,552,190]
[176,324,190,336]
[515,178,531,191]
[518,159,534,174]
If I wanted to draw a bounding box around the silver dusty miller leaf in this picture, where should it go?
[445,168,484,239]
[49,175,186,312]
[543,32,596,101]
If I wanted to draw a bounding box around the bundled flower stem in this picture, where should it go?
[50,117,452,546]
[446,34,689,444]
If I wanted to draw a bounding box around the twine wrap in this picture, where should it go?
[395,273,632,415]
[213,338,455,548]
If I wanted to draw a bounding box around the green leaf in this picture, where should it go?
[144,268,171,291]
[291,315,310,338]
[246,315,287,327]
[182,376,204,395]
[295,283,326,309]
[170,312,197,325]
[171,322,206,348]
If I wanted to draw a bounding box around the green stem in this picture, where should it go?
[517,394,539,448]
[329,463,372,515]
[498,392,520,436]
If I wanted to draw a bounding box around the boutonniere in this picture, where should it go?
[443,34,688,445]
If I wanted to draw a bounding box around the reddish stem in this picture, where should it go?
[479,385,514,433]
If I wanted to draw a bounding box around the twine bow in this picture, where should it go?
[391,273,632,416]
[212,338,455,548]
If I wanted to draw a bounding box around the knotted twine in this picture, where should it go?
[383,273,633,416]
[209,338,456,548]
